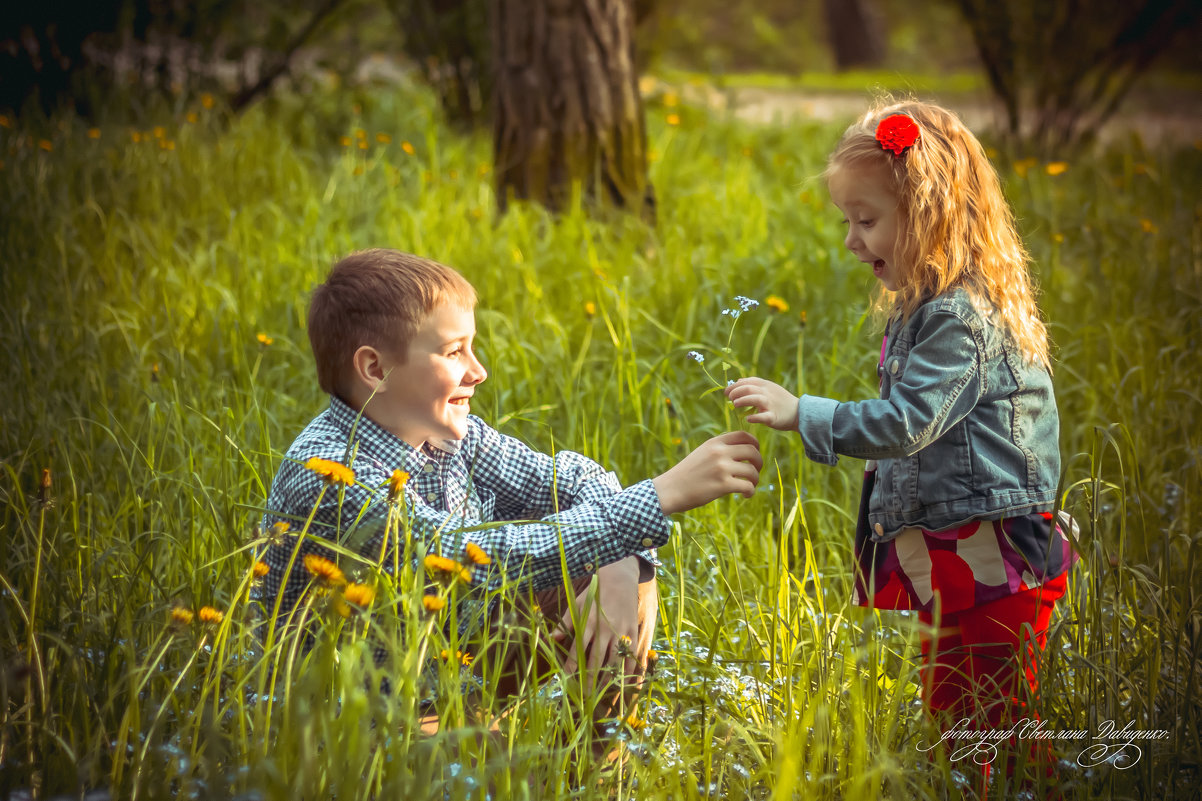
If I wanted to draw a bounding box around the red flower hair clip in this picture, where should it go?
[875,114,920,157]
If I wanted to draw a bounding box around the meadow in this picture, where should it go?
[1,76,1200,800]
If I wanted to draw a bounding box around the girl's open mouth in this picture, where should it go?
[873,259,886,276]
[449,397,470,406]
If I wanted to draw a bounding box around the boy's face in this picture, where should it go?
[828,162,902,292]
[373,303,487,448]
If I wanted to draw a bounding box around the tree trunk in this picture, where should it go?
[823,0,885,70]
[491,0,654,221]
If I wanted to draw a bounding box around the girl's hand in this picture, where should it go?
[726,377,800,431]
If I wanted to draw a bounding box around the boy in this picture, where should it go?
[260,248,760,690]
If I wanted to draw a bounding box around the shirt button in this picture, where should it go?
[889,359,900,375]
[873,522,884,535]
[584,562,594,572]
[425,492,437,503]
[422,463,436,473]
[641,538,654,548]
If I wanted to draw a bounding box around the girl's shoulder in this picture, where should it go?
[895,287,994,336]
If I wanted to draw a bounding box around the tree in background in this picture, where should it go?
[953,0,1202,152]
[824,0,886,70]
[491,0,654,221]
[382,0,491,130]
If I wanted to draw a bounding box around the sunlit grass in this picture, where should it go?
[2,81,1200,799]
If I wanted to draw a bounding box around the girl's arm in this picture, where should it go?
[729,309,984,464]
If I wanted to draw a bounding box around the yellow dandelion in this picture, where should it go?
[663,90,679,107]
[458,566,473,584]
[1013,157,1037,178]
[303,457,355,486]
[584,301,597,318]
[267,521,291,545]
[344,583,375,607]
[799,310,808,327]
[160,140,176,151]
[337,135,351,148]
[401,141,415,155]
[303,553,346,586]
[387,469,410,502]
[131,130,142,143]
[765,295,789,313]
[170,606,194,626]
[87,128,101,139]
[465,543,491,565]
[153,126,165,139]
[666,113,680,126]
[1052,232,1064,244]
[201,93,215,109]
[439,649,472,666]
[1045,161,1068,176]
[477,163,490,177]
[151,362,160,381]
[186,111,198,124]
[333,596,351,618]
[256,332,273,346]
[424,554,461,575]
[625,712,645,730]
[423,595,447,612]
[38,139,52,152]
[985,146,999,160]
[1140,219,1158,234]
[376,132,391,144]
[0,114,12,128]
[357,140,368,150]
[197,606,224,625]
[1134,163,1149,175]
[353,166,364,176]
[253,561,270,578]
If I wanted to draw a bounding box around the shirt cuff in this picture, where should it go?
[798,394,840,466]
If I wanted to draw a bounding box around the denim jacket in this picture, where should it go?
[797,287,1060,542]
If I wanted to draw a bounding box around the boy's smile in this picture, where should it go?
[828,163,902,292]
[371,303,487,448]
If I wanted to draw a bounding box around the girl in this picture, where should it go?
[725,101,1077,765]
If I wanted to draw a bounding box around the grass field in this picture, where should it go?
[2,79,1201,800]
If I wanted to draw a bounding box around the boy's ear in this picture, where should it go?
[351,345,388,391]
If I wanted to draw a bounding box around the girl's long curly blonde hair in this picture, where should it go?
[827,100,1051,372]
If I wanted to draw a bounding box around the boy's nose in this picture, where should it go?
[465,353,487,385]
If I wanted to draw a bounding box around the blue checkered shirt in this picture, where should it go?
[259,396,668,623]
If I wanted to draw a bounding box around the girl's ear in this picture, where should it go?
[351,345,387,391]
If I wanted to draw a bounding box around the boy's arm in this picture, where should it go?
[467,418,658,567]
[264,428,760,597]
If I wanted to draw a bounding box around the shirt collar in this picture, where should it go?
[326,394,463,464]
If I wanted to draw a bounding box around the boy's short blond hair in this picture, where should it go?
[308,248,477,396]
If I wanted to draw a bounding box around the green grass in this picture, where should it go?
[2,81,1201,800]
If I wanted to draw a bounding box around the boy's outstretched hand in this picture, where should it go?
[652,430,762,514]
[725,377,800,431]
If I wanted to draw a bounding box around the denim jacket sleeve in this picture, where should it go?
[797,309,984,462]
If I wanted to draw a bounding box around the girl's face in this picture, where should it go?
[828,162,902,292]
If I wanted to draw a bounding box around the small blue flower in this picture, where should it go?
[726,379,735,386]
[734,295,760,312]
[687,351,705,363]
